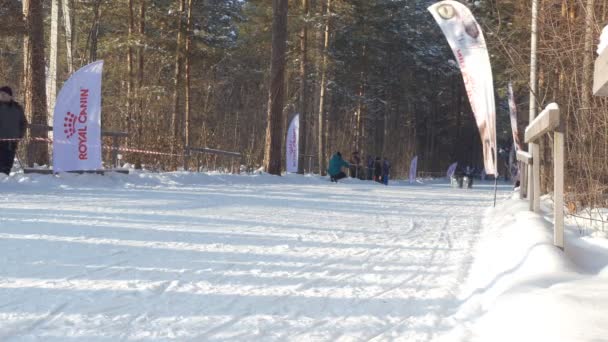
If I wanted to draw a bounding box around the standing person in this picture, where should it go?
[465,165,473,177]
[0,86,27,175]
[366,155,374,180]
[382,158,391,185]
[349,151,361,178]
[327,152,349,182]
[373,157,382,183]
[464,165,474,188]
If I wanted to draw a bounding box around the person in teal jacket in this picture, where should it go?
[328,152,350,182]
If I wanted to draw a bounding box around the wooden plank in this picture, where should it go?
[532,143,541,212]
[186,146,241,158]
[528,163,534,211]
[554,131,564,249]
[516,151,532,164]
[103,131,129,138]
[28,124,52,131]
[520,161,528,199]
[525,106,560,143]
[594,48,608,96]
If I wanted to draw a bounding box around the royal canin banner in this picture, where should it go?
[409,156,418,184]
[286,113,299,173]
[428,1,497,175]
[53,60,103,172]
[508,81,522,151]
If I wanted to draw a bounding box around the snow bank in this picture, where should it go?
[0,171,325,192]
[440,194,608,342]
[0,169,434,193]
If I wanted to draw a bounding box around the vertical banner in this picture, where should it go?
[447,162,458,178]
[508,81,521,182]
[508,81,522,151]
[409,156,418,184]
[53,60,103,172]
[428,1,497,175]
[286,113,299,173]
[509,145,518,180]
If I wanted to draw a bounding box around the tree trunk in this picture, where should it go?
[61,0,74,74]
[318,0,330,176]
[23,0,49,166]
[127,0,135,142]
[183,0,192,170]
[171,0,186,151]
[355,41,367,158]
[355,69,365,155]
[582,0,595,110]
[135,0,146,169]
[298,0,309,174]
[263,0,289,175]
[47,0,59,118]
[86,0,102,63]
[184,0,193,152]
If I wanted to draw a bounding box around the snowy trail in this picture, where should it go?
[0,173,509,341]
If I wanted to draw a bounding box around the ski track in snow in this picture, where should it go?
[0,174,510,341]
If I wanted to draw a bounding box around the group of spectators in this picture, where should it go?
[328,151,391,185]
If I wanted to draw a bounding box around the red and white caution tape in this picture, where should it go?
[0,137,182,157]
[102,145,183,157]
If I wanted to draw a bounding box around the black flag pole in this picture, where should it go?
[493,173,498,207]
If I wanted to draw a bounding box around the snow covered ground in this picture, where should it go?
[439,194,608,342]
[0,172,606,341]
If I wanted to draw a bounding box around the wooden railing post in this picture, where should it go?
[516,151,532,201]
[531,143,541,212]
[524,103,563,249]
[519,161,527,199]
[554,128,565,249]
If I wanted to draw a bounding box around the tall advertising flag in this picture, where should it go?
[508,81,522,151]
[409,156,418,184]
[508,81,521,181]
[286,114,299,173]
[53,60,103,172]
[447,162,458,178]
[429,1,497,175]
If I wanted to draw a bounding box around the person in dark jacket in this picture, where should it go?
[382,158,391,185]
[0,86,27,175]
[366,155,374,180]
[327,152,350,182]
[373,157,382,183]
